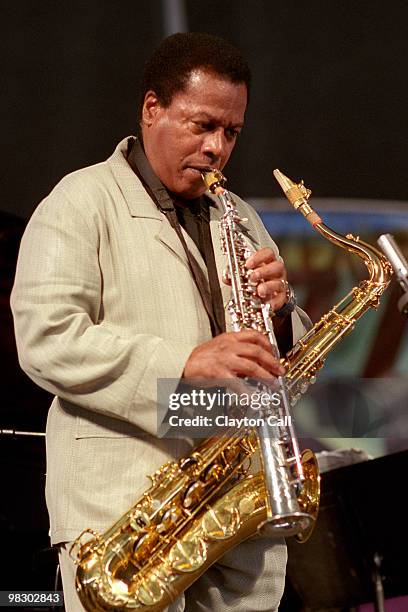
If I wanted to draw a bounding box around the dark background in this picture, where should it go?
[2,0,407,220]
[2,2,408,608]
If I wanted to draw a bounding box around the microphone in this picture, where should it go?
[377,234,408,315]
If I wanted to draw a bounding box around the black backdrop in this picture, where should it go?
[2,3,408,604]
[2,0,408,219]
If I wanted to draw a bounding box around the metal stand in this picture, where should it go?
[397,291,408,315]
[378,234,408,316]
[372,553,385,612]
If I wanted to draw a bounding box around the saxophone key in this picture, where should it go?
[157,506,183,534]
[132,532,159,562]
[129,510,150,532]
[203,505,240,540]
[169,535,207,572]
[183,481,206,509]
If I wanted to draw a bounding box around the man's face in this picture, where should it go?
[141,70,247,199]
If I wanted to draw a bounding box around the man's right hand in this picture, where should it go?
[182,330,286,380]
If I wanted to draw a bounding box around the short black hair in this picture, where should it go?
[138,32,251,125]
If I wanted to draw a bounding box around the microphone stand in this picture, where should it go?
[378,234,408,316]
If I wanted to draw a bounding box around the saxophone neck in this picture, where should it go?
[317,224,393,288]
[273,169,393,288]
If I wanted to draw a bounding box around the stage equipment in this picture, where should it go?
[283,450,408,611]
[378,233,408,315]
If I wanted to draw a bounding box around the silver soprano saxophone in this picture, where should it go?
[201,169,316,537]
[72,170,391,612]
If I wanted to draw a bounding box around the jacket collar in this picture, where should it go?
[107,137,162,220]
[106,137,215,279]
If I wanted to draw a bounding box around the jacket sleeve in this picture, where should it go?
[10,182,195,436]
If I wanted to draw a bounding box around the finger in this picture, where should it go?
[235,343,286,376]
[245,247,277,270]
[232,330,285,364]
[249,260,286,284]
[228,355,280,380]
[254,291,286,313]
[257,278,288,300]
[269,293,287,313]
[210,332,285,375]
[231,330,275,352]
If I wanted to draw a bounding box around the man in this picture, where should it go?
[11,33,309,611]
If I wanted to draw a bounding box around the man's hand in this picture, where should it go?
[183,247,291,380]
[183,330,286,379]
[245,247,288,312]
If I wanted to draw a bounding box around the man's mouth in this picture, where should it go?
[186,165,216,175]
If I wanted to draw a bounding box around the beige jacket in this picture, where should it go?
[11,138,309,545]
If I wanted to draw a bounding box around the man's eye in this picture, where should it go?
[226,128,240,139]
[194,121,213,131]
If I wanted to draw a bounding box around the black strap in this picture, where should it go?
[127,138,224,336]
[195,202,227,337]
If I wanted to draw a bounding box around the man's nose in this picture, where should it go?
[202,129,226,160]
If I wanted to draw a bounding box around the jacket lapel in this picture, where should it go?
[107,138,208,278]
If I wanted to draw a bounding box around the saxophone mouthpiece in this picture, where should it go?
[273,168,321,227]
[273,169,295,193]
[201,168,226,194]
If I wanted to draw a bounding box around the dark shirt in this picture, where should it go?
[174,199,206,260]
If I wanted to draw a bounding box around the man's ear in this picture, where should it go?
[142,90,161,126]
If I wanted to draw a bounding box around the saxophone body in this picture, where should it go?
[72,171,392,612]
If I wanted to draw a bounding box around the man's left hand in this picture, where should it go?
[245,247,288,312]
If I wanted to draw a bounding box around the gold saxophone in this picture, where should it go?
[72,170,392,611]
